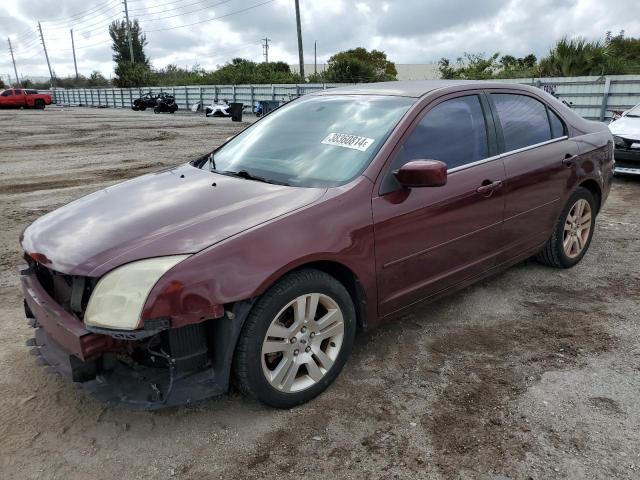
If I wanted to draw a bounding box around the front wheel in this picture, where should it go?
[139,105,146,111]
[34,99,45,110]
[536,186,596,268]
[233,269,356,408]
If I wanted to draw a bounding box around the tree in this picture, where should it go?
[109,19,151,86]
[605,31,640,74]
[323,48,397,83]
[537,37,611,76]
[114,62,153,87]
[199,58,301,85]
[438,52,500,79]
[87,70,110,87]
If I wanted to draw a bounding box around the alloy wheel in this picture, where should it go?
[261,293,345,393]
[563,198,592,258]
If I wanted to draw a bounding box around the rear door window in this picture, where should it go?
[491,94,552,151]
[393,95,489,171]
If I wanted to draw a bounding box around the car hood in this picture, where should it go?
[609,116,640,139]
[21,163,325,277]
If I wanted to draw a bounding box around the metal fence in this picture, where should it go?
[47,75,640,121]
[49,84,352,113]
[494,75,640,121]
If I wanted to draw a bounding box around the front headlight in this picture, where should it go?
[613,135,627,148]
[85,255,189,330]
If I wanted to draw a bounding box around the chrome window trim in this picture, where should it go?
[448,135,569,174]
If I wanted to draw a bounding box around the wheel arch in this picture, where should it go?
[254,259,369,331]
[578,178,602,214]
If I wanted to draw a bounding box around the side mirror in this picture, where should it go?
[394,160,447,188]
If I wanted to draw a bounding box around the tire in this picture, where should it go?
[132,105,139,111]
[139,105,146,111]
[34,99,45,110]
[153,106,160,114]
[233,269,356,408]
[536,186,597,268]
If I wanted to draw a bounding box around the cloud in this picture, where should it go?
[0,0,639,79]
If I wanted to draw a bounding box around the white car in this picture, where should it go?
[609,103,640,176]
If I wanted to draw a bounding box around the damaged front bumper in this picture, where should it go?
[614,145,640,176]
[20,262,247,410]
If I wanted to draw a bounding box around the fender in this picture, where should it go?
[141,176,379,329]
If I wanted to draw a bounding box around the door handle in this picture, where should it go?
[476,180,503,195]
[563,154,577,167]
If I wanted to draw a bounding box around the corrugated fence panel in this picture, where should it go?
[46,75,640,120]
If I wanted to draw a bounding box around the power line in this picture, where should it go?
[42,0,121,26]
[142,0,275,32]
[130,0,233,16]
[136,0,237,22]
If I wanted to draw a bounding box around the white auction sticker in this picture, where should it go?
[321,133,375,152]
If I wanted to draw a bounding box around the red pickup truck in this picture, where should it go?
[0,88,52,109]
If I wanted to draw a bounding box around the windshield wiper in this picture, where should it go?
[625,114,640,118]
[218,169,289,186]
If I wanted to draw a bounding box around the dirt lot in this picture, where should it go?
[0,107,639,480]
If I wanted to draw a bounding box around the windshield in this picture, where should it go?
[201,95,414,187]
[626,103,640,117]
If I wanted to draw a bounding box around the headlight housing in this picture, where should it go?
[613,135,628,148]
[85,255,189,330]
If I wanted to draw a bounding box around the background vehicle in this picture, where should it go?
[131,92,157,111]
[0,89,51,109]
[20,81,613,410]
[205,100,231,117]
[153,92,178,113]
[608,102,640,175]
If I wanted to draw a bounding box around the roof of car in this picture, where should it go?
[312,80,534,98]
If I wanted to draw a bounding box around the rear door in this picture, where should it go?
[487,91,576,262]
[372,93,505,317]
[14,89,25,106]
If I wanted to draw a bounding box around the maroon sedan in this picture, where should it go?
[20,81,614,409]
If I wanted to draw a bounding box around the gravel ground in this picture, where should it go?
[0,107,638,480]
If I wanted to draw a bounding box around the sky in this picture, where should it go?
[1,0,639,82]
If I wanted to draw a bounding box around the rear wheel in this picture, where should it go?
[536,187,596,268]
[139,105,146,111]
[132,105,140,111]
[233,269,356,408]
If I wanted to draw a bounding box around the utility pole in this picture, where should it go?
[314,40,317,75]
[294,0,304,80]
[262,37,271,63]
[7,38,20,87]
[123,0,135,64]
[37,21,55,87]
[70,29,79,79]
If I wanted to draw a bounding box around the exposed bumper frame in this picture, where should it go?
[21,262,255,410]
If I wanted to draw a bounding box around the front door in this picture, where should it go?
[372,93,505,317]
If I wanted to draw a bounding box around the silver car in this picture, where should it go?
[609,103,640,176]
